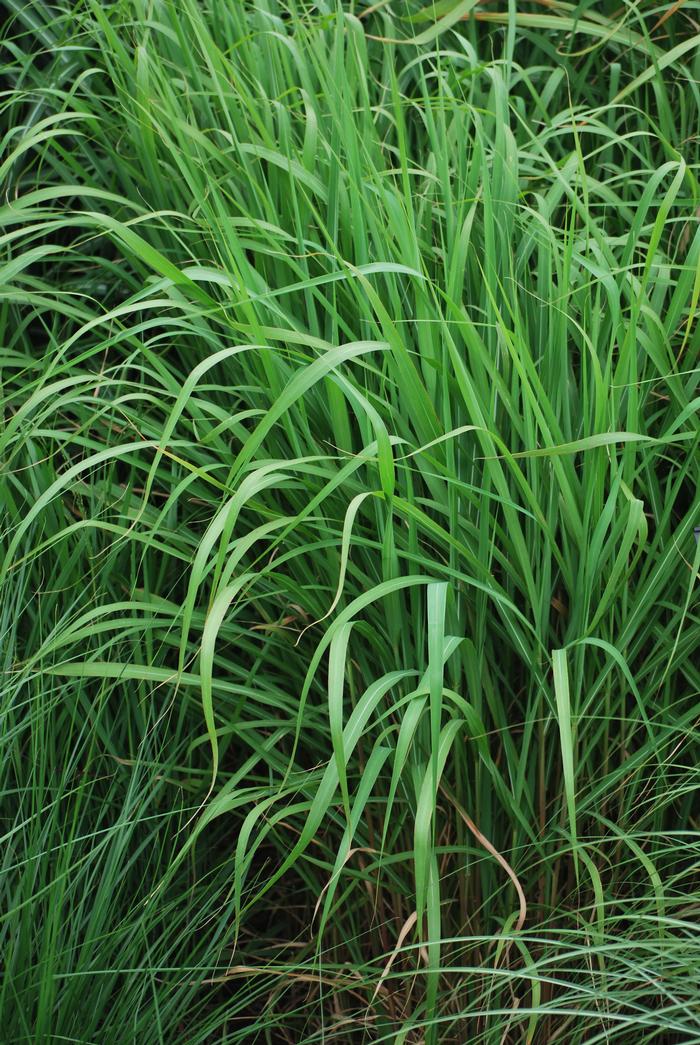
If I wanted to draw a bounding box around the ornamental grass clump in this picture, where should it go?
[1,1,699,1041]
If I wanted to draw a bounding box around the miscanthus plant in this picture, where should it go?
[1,1,699,1041]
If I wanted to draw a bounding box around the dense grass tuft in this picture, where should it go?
[1,1,699,1041]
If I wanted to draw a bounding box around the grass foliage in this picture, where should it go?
[2,0,700,1041]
